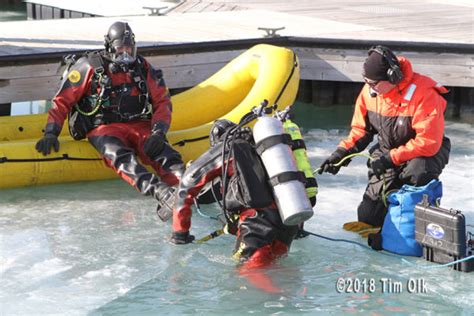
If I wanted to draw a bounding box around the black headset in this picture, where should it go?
[367,45,403,84]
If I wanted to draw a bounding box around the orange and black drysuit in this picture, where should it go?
[43,51,182,198]
[172,139,298,293]
[337,57,450,226]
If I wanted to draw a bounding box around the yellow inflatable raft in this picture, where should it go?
[0,44,300,189]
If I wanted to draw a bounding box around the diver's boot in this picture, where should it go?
[155,184,177,222]
[153,154,183,222]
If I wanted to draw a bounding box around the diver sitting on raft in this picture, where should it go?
[35,21,183,211]
[163,102,317,292]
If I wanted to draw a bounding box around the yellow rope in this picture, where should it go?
[195,229,224,244]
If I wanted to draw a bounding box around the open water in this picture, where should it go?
[1,103,473,315]
[0,2,26,22]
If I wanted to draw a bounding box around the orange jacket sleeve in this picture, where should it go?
[338,87,375,153]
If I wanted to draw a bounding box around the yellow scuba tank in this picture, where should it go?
[280,112,318,205]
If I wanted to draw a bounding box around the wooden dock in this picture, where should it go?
[1,1,473,117]
[22,0,474,44]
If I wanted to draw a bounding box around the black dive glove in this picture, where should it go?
[144,130,166,160]
[370,153,394,179]
[170,231,195,245]
[318,148,350,175]
[295,222,310,240]
[35,124,61,156]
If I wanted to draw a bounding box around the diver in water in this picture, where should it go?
[168,118,316,293]
[35,21,182,210]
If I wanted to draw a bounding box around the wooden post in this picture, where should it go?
[451,87,461,119]
[335,82,362,105]
[0,103,11,116]
[296,80,312,104]
[311,81,335,106]
[468,88,474,116]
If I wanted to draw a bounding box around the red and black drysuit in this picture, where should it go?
[172,138,299,293]
[43,52,182,198]
[337,57,450,226]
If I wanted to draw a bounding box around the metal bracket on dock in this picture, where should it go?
[143,6,168,16]
[258,27,285,38]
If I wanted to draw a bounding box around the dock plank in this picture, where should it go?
[169,0,473,44]
[0,50,246,102]
[295,47,473,86]
[1,1,472,104]
[0,62,63,80]
[2,45,472,104]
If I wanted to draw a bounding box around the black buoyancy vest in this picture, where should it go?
[81,52,150,121]
[67,52,150,139]
[224,138,274,213]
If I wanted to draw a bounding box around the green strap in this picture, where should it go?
[74,98,102,116]
[74,71,104,116]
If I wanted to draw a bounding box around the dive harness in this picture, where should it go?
[66,52,152,140]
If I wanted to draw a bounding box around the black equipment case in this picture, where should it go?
[414,195,473,272]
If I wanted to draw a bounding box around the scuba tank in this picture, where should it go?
[253,116,314,226]
[277,109,318,205]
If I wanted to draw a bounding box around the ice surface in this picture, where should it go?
[1,121,472,315]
